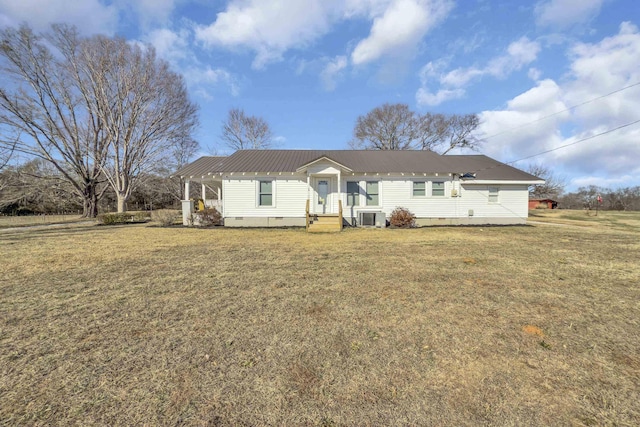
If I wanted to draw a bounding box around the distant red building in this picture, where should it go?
[529,198,558,209]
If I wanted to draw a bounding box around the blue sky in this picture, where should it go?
[1,0,639,191]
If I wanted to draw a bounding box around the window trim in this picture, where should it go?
[431,181,445,197]
[257,179,275,207]
[346,181,360,207]
[412,181,426,197]
[365,180,380,206]
[488,186,499,203]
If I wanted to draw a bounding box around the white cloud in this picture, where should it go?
[320,55,348,91]
[416,36,541,106]
[183,66,241,98]
[195,0,453,70]
[351,0,453,65]
[484,37,541,79]
[477,23,640,189]
[564,22,640,127]
[478,79,568,161]
[570,174,635,189]
[535,0,604,28]
[194,0,339,69]
[145,28,190,62]
[131,0,177,26]
[0,0,118,34]
[416,87,464,106]
[528,68,542,81]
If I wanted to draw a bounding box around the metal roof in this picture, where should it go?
[444,155,542,181]
[172,156,227,178]
[173,150,542,182]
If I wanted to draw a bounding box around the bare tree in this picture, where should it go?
[349,103,481,154]
[526,163,566,198]
[0,24,199,214]
[0,159,81,214]
[437,114,480,154]
[80,35,199,212]
[350,103,418,150]
[156,136,200,203]
[221,108,273,150]
[0,24,110,217]
[0,133,17,171]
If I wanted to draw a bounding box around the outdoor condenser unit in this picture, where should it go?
[359,211,385,227]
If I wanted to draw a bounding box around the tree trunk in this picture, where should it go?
[81,182,99,218]
[117,194,128,213]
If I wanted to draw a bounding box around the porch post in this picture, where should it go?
[337,171,342,215]
[182,178,193,225]
[184,178,190,200]
[306,174,311,211]
[201,182,206,203]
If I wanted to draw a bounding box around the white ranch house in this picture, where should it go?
[173,150,543,231]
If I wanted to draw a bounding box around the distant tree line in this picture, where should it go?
[0,158,203,215]
[557,186,640,211]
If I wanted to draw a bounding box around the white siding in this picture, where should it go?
[223,175,308,218]
[222,174,530,223]
[342,176,457,218]
[457,184,529,219]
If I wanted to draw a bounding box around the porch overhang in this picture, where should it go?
[295,156,353,174]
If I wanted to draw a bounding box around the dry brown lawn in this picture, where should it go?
[1,215,639,426]
[0,214,89,229]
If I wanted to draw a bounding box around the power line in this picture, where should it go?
[481,81,640,141]
[459,118,640,177]
[507,118,640,164]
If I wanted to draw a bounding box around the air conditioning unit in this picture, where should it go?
[359,211,386,227]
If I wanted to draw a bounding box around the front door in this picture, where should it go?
[314,178,331,214]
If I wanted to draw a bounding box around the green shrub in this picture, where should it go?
[389,207,416,228]
[193,207,222,227]
[97,211,150,225]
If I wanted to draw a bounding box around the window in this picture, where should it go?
[413,181,426,197]
[432,181,445,197]
[488,187,499,203]
[366,181,379,206]
[346,181,360,206]
[258,180,273,206]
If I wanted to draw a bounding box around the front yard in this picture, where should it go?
[1,215,639,425]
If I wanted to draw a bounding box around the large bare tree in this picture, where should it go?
[221,108,273,150]
[0,24,110,216]
[526,163,566,198]
[349,103,480,154]
[82,35,199,212]
[0,24,199,215]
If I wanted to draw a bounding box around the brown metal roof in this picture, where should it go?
[173,150,542,182]
[214,149,452,173]
[445,155,542,181]
[172,156,227,178]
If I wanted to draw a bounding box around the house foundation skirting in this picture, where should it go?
[224,217,307,227]
[220,215,526,227]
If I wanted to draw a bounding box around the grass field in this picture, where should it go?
[529,208,640,232]
[1,213,639,425]
[0,214,88,229]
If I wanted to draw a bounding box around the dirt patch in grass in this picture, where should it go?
[1,223,639,425]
